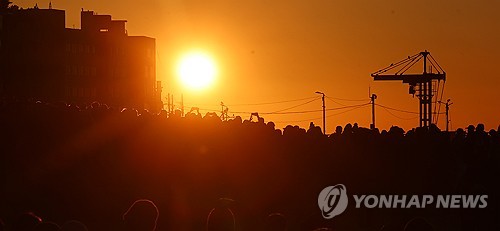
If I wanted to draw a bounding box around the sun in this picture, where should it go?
[177,52,217,90]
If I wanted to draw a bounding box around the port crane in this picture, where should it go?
[371,51,446,128]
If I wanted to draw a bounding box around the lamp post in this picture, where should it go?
[315,91,326,134]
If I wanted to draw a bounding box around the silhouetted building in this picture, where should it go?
[0,7,162,110]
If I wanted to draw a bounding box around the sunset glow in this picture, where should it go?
[2,1,499,229]
[13,0,500,131]
[177,52,217,91]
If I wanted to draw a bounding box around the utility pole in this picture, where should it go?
[220,101,228,121]
[171,95,174,115]
[439,99,453,132]
[370,94,377,129]
[180,94,184,117]
[167,93,171,115]
[315,91,326,134]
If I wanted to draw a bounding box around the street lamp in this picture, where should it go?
[315,91,326,134]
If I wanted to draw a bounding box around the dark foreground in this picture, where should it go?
[1,101,499,231]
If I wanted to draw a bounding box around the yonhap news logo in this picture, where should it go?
[318,184,488,220]
[318,184,348,219]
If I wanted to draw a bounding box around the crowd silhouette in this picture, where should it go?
[0,99,498,231]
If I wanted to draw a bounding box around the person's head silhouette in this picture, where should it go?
[477,123,485,133]
[335,126,342,134]
[206,207,235,231]
[123,199,159,231]
[467,125,475,135]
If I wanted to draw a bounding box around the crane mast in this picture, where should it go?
[371,51,446,128]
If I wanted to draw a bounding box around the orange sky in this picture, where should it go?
[16,0,500,132]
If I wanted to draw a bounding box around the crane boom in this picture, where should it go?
[371,51,446,128]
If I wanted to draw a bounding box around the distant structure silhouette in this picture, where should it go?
[0,7,162,111]
[371,51,446,128]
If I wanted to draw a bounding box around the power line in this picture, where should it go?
[325,96,349,106]
[326,104,370,117]
[273,104,370,123]
[184,95,368,109]
[326,96,368,102]
[270,98,320,113]
[375,103,420,114]
[376,103,445,115]
[199,102,369,115]
[379,106,419,120]
[273,116,323,124]
[225,96,319,107]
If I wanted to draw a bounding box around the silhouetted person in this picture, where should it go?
[403,217,433,231]
[343,123,353,134]
[206,207,235,231]
[264,213,286,231]
[335,125,342,135]
[61,220,88,231]
[476,123,485,133]
[454,128,465,140]
[123,199,159,231]
[307,122,322,137]
[353,122,359,131]
[13,212,42,231]
[34,222,61,231]
[467,125,475,136]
